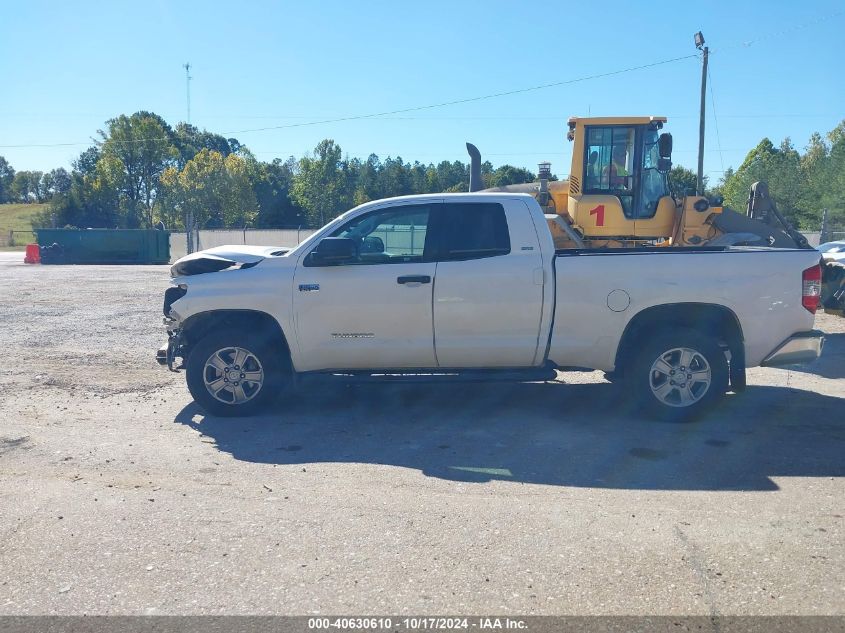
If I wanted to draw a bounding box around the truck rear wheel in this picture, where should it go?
[627,328,728,422]
[185,330,287,417]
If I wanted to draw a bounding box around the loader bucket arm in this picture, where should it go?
[709,181,810,249]
[710,207,809,248]
[745,181,809,248]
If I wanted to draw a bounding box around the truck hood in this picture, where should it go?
[170,244,290,277]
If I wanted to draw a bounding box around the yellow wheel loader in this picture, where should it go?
[467,115,844,314]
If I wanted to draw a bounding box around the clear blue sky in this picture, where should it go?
[1,0,842,184]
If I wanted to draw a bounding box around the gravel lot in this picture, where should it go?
[0,251,843,615]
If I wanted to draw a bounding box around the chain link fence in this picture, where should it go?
[819,209,845,244]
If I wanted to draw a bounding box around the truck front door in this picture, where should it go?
[292,203,439,372]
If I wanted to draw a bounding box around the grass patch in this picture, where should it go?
[0,203,48,249]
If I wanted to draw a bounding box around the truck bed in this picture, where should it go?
[548,246,821,372]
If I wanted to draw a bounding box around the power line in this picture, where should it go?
[227,54,699,135]
[665,114,841,119]
[2,5,842,152]
[0,112,840,121]
[711,8,845,53]
[708,67,726,175]
[0,53,698,149]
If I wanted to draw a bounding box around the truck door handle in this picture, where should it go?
[397,275,431,284]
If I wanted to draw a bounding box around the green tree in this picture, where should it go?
[246,155,304,227]
[10,171,44,202]
[75,146,101,175]
[10,171,29,202]
[667,165,702,196]
[720,138,809,226]
[0,156,14,203]
[50,147,121,228]
[173,123,241,167]
[408,161,430,194]
[46,168,72,198]
[158,149,257,229]
[99,111,179,227]
[291,139,351,227]
[817,121,845,223]
[430,160,468,192]
[352,154,382,204]
[378,156,411,197]
[36,163,121,230]
[486,164,536,188]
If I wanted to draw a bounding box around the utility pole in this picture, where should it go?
[695,32,708,196]
[183,62,192,124]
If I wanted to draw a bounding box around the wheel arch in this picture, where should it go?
[179,309,292,370]
[615,302,745,388]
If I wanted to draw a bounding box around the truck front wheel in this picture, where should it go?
[185,331,287,417]
[628,328,728,421]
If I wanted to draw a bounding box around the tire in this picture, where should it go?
[185,329,288,417]
[626,327,728,422]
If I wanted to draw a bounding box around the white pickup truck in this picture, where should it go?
[159,193,824,420]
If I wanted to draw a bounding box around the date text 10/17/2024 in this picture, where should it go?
[307,617,528,630]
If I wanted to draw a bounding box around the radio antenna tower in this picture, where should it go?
[183,62,192,124]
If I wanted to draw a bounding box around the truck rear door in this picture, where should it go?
[432,199,546,368]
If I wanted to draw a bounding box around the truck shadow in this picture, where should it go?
[779,332,845,380]
[173,380,845,491]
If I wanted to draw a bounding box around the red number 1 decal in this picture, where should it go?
[589,204,605,226]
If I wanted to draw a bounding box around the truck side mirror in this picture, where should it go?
[308,237,358,266]
[658,132,673,159]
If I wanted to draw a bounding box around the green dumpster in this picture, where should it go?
[36,229,171,265]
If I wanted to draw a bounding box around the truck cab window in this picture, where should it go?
[325,204,431,264]
[440,203,510,261]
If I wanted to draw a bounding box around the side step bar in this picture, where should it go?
[300,364,559,384]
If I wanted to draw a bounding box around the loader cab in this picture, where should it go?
[567,116,676,239]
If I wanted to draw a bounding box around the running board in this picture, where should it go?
[300,364,559,384]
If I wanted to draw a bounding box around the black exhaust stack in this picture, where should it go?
[466,143,483,192]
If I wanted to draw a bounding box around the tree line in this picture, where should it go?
[667,121,845,229]
[0,111,534,231]
[0,161,71,204]
[0,111,842,231]
[718,127,845,230]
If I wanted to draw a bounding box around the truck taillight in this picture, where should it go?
[802,264,822,314]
